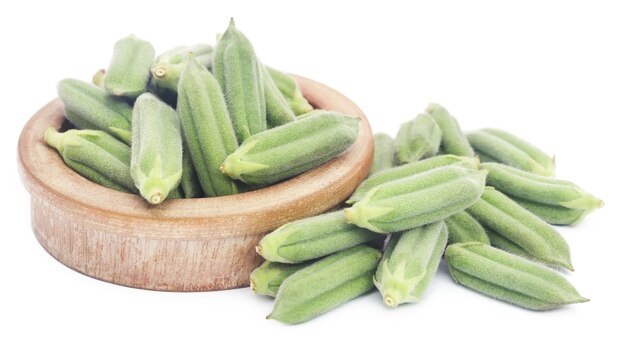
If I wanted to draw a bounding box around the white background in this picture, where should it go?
[2,1,625,356]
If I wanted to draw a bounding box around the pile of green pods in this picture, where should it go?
[252,102,601,324]
[46,19,357,204]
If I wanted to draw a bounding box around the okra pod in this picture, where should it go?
[104,35,155,98]
[394,113,442,164]
[151,44,214,93]
[266,66,314,115]
[250,261,311,297]
[261,64,296,128]
[445,210,490,245]
[369,133,395,176]
[425,103,474,157]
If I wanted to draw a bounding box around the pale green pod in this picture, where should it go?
[348,154,479,205]
[104,35,155,98]
[57,79,132,144]
[250,260,311,297]
[213,19,266,143]
[44,128,136,193]
[343,166,487,233]
[177,54,239,197]
[481,162,603,226]
[445,211,490,245]
[445,242,588,310]
[373,221,448,307]
[221,111,359,186]
[474,149,498,163]
[466,187,573,270]
[394,113,442,164]
[484,227,532,259]
[179,142,203,198]
[466,129,554,176]
[131,93,183,204]
[261,64,296,128]
[369,133,395,176]
[92,69,105,88]
[425,103,474,157]
[151,44,214,93]
[268,245,381,324]
[256,211,384,263]
[266,66,313,115]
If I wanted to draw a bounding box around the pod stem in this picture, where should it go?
[43,127,65,152]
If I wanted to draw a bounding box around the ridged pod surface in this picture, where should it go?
[268,245,381,324]
[394,113,442,164]
[104,35,154,99]
[368,133,395,176]
[250,261,311,297]
[266,66,314,115]
[374,221,448,307]
[446,242,588,310]
[343,166,487,233]
[179,142,203,198]
[261,64,296,128]
[445,210,490,245]
[425,103,474,157]
[151,44,214,93]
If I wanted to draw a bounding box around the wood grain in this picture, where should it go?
[17,75,374,291]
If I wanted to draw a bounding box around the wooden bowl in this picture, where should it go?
[17,75,374,291]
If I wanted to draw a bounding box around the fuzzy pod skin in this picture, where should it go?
[268,245,381,324]
[343,166,487,233]
[481,162,603,226]
[221,111,359,186]
[257,211,384,264]
[446,242,588,310]
[348,155,479,205]
[131,93,183,204]
[57,79,132,144]
[425,103,474,157]
[151,44,214,93]
[179,142,203,198]
[445,211,490,245]
[92,69,105,88]
[104,35,155,99]
[44,128,136,193]
[177,55,239,197]
[466,187,573,270]
[250,260,311,297]
[374,221,448,308]
[266,66,314,115]
[369,133,395,176]
[394,113,442,164]
[260,64,296,128]
[466,129,554,176]
[213,19,266,143]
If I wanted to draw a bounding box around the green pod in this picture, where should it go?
[347,154,479,204]
[104,35,155,98]
[374,221,448,307]
[425,103,474,157]
[92,69,105,88]
[221,110,359,186]
[369,133,395,176]
[445,242,588,310]
[257,211,384,264]
[177,54,239,197]
[484,227,531,259]
[131,93,183,204]
[266,66,314,115]
[394,113,442,164]
[57,78,132,144]
[445,211,490,245]
[151,44,214,93]
[466,187,573,270]
[44,128,136,193]
[261,64,296,128]
[213,19,266,143]
[481,162,603,226]
[268,245,381,324]
[179,142,203,198]
[250,260,311,297]
[466,129,554,176]
[343,166,487,233]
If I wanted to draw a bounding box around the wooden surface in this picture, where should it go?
[17,75,374,291]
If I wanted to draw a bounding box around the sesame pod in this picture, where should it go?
[466,187,573,270]
[177,55,239,197]
[343,166,487,233]
[483,227,532,259]
[266,66,314,115]
[151,44,214,93]
[474,149,498,163]
[131,93,183,204]
[257,211,384,264]
[347,154,479,204]
[268,245,381,324]
[179,143,203,198]
[481,162,603,226]
[374,221,448,307]
[92,69,105,88]
[445,211,490,245]
[368,133,395,176]
[221,111,359,186]
[213,19,266,143]
[250,260,311,297]
[425,103,474,157]
[466,129,554,176]
[104,35,155,99]
[44,128,136,193]
[394,113,442,164]
[57,79,132,144]
[445,242,588,310]
[261,64,296,128]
